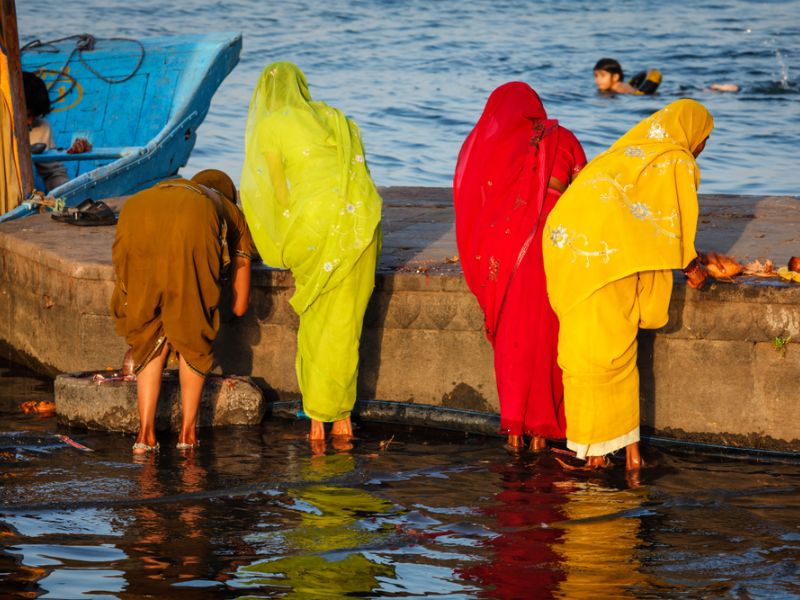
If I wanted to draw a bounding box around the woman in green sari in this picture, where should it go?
[241,62,382,446]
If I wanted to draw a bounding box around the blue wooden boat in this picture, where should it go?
[0,32,241,223]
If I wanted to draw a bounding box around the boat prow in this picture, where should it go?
[1,32,241,222]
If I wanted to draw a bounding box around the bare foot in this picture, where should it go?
[586,455,611,469]
[626,468,642,488]
[506,434,524,452]
[132,432,158,455]
[177,431,198,448]
[331,416,353,439]
[331,436,353,452]
[309,418,325,441]
[626,442,643,471]
[309,438,326,456]
[529,435,547,453]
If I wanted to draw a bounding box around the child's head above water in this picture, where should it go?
[593,58,625,92]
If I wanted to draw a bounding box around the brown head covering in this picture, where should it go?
[191,169,237,204]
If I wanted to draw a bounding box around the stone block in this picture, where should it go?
[80,313,128,370]
[751,340,800,444]
[55,372,265,433]
[360,328,497,409]
[644,337,755,434]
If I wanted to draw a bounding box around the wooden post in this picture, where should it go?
[1,0,33,198]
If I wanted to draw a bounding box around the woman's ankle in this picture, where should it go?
[309,418,325,441]
[626,442,643,470]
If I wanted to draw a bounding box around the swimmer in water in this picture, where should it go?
[708,83,740,92]
[593,58,637,94]
[594,58,739,94]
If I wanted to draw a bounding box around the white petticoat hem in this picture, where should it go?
[567,426,640,460]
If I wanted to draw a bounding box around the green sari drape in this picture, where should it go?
[241,62,382,422]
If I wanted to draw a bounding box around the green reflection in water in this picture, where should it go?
[239,453,396,597]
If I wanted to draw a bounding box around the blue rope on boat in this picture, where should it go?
[21,34,145,102]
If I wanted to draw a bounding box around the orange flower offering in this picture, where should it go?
[743,259,775,277]
[700,252,744,279]
[20,400,56,415]
[789,256,800,272]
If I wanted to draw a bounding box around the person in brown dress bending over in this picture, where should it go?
[111,169,255,454]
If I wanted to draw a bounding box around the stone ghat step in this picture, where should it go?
[54,371,265,433]
[3,190,798,451]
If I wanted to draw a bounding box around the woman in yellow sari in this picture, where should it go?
[241,62,382,446]
[543,99,713,470]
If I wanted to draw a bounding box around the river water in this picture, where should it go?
[1,359,799,598]
[17,0,800,195]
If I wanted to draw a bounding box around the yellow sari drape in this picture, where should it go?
[543,99,713,458]
[241,62,382,422]
[0,45,23,215]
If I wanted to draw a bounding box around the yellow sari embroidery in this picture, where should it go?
[543,99,713,458]
[544,99,714,317]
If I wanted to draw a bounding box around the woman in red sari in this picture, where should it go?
[454,82,587,451]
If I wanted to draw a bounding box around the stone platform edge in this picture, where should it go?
[1,190,799,451]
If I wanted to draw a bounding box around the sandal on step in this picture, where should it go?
[52,200,117,226]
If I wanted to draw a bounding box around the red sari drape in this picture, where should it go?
[453,82,586,438]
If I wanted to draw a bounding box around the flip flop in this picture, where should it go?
[51,198,93,223]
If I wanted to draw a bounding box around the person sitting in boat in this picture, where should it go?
[23,71,92,192]
[110,169,255,454]
[593,58,638,94]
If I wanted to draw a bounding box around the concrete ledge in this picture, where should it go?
[54,372,265,433]
[2,189,799,450]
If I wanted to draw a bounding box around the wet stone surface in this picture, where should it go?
[1,191,799,446]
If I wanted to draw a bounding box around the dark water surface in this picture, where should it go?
[1,360,799,598]
[17,0,800,195]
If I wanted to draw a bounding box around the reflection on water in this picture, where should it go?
[457,460,570,598]
[558,484,647,598]
[237,459,397,599]
[1,358,800,598]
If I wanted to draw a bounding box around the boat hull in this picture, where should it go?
[1,32,241,222]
